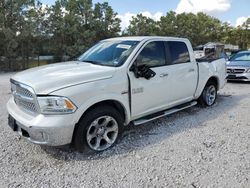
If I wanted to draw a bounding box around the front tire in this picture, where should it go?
[198,81,217,107]
[73,106,124,153]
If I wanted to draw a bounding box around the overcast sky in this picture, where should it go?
[41,0,250,30]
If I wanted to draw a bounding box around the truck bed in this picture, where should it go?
[195,58,227,99]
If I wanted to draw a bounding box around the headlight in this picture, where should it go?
[247,69,250,73]
[37,96,77,114]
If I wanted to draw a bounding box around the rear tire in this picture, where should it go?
[198,81,217,107]
[73,106,124,153]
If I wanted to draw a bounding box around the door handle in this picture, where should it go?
[160,73,169,77]
[188,68,195,72]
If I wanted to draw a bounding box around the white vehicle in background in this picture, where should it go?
[194,42,228,60]
[194,50,204,59]
[7,36,227,152]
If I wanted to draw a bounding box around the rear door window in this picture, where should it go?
[167,41,191,64]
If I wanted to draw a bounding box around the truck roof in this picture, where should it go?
[104,36,189,42]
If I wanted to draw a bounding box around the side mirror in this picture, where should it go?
[129,64,140,78]
[130,63,156,80]
[129,57,143,78]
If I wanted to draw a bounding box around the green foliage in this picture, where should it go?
[0,0,249,71]
[127,14,159,36]
[47,0,121,61]
[126,12,250,48]
[0,0,34,69]
[93,2,121,39]
[0,0,121,69]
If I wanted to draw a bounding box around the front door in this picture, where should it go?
[128,41,171,119]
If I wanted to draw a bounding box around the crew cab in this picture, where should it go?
[7,37,227,152]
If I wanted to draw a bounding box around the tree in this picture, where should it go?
[241,18,250,49]
[47,0,121,61]
[126,12,234,47]
[0,0,36,69]
[93,2,121,40]
[0,1,249,71]
[221,18,250,50]
[126,14,159,36]
[158,11,178,36]
[159,12,224,46]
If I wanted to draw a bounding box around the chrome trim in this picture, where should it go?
[226,67,247,74]
[10,79,40,115]
[227,78,250,81]
[133,101,197,126]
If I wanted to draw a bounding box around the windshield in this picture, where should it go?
[78,40,139,67]
[230,52,250,61]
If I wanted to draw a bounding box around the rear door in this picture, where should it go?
[164,41,198,104]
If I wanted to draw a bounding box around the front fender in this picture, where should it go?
[73,94,131,125]
[50,77,131,125]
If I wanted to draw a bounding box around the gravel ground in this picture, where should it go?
[0,73,250,188]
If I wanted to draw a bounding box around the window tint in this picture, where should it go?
[136,41,166,67]
[168,41,190,64]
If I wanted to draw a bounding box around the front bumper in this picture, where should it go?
[226,72,250,81]
[7,96,76,146]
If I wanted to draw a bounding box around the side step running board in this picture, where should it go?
[133,101,197,126]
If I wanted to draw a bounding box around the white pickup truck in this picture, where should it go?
[7,36,226,152]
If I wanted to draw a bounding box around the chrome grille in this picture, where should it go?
[227,68,246,74]
[16,86,33,98]
[11,80,39,114]
[17,99,38,112]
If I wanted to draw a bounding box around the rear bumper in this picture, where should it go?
[7,96,76,146]
[226,73,250,81]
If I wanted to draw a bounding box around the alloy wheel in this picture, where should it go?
[86,116,119,151]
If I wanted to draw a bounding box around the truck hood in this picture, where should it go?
[227,60,250,68]
[12,61,116,94]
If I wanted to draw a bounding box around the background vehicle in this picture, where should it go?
[226,51,250,81]
[7,37,227,152]
[194,42,229,60]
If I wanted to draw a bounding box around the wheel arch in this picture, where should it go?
[71,98,129,143]
[195,75,220,99]
[197,76,218,106]
[206,76,219,90]
[79,100,128,123]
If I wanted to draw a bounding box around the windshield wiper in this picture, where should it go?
[81,60,101,65]
[81,60,116,67]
